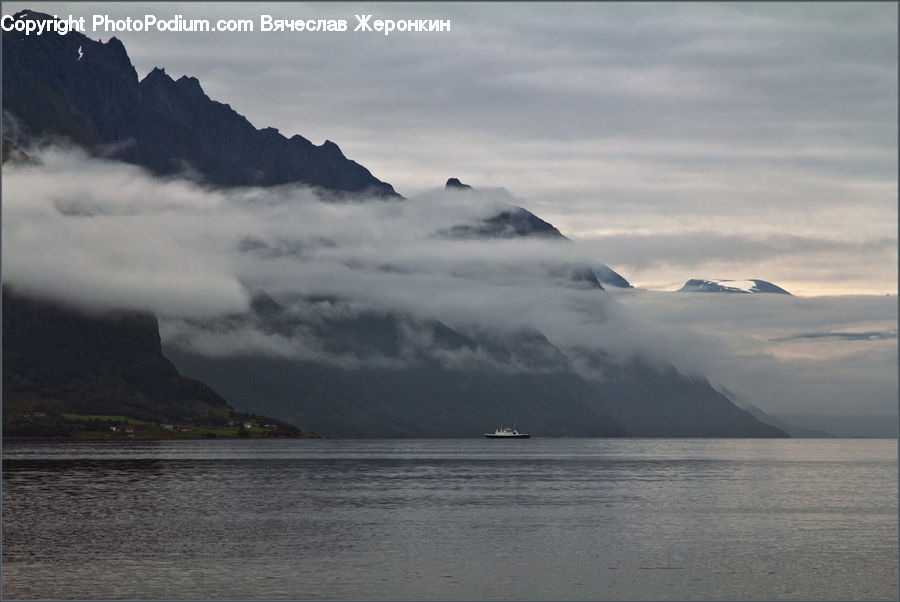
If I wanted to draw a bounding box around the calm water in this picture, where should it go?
[2,438,897,600]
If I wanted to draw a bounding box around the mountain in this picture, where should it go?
[678,279,791,294]
[2,286,230,423]
[566,350,788,437]
[440,178,632,289]
[164,293,626,438]
[2,10,397,195]
[164,292,786,438]
[441,178,566,239]
[593,264,633,288]
[3,19,788,438]
[2,286,310,437]
[445,177,472,190]
[2,281,786,438]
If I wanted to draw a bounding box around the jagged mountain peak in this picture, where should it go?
[140,66,176,89]
[446,177,473,190]
[320,140,346,158]
[2,16,397,195]
[438,178,565,240]
[176,74,202,87]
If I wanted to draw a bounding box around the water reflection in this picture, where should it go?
[3,439,897,600]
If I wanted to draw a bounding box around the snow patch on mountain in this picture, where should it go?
[678,279,791,295]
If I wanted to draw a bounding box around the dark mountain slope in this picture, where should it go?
[2,286,231,423]
[559,348,788,438]
[594,359,788,437]
[165,294,626,438]
[166,352,626,438]
[2,10,396,194]
[164,291,787,438]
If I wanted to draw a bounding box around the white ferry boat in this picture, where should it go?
[485,426,530,439]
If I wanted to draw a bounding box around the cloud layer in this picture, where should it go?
[3,147,896,431]
[5,1,896,294]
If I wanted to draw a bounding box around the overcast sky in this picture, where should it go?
[7,1,897,294]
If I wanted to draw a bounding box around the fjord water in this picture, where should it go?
[2,439,896,600]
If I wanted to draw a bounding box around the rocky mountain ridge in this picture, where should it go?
[2,10,397,194]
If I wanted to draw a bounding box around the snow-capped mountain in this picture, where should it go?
[678,279,791,295]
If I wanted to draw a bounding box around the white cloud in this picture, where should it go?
[6,4,895,253]
[3,147,896,424]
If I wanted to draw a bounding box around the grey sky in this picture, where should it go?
[6,1,896,293]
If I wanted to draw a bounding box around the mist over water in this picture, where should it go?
[3,438,897,600]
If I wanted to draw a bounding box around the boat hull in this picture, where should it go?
[484,433,530,438]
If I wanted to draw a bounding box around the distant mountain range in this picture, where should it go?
[678,279,791,294]
[2,10,789,438]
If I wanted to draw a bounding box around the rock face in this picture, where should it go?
[678,279,792,295]
[2,10,397,195]
[2,286,232,423]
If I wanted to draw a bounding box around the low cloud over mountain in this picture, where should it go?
[2,11,894,436]
[4,146,895,435]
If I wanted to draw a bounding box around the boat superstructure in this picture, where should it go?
[485,426,530,438]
